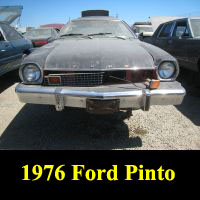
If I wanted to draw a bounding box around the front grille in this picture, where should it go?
[44,69,158,87]
[44,72,104,87]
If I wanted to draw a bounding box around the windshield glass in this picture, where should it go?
[136,26,153,33]
[59,20,134,38]
[24,29,52,37]
[190,19,200,37]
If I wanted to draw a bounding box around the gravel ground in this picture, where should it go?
[0,70,199,150]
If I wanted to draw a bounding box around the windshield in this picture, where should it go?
[0,6,23,24]
[136,26,153,33]
[24,29,52,37]
[190,19,200,37]
[59,20,134,38]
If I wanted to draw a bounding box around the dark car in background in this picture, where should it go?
[143,17,200,86]
[0,6,33,76]
[24,27,59,47]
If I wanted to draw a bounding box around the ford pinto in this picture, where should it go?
[15,10,186,115]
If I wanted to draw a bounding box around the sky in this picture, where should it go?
[1,0,200,27]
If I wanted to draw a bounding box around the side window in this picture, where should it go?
[153,24,163,37]
[52,29,57,37]
[1,24,23,41]
[172,20,189,37]
[0,30,5,41]
[159,22,174,38]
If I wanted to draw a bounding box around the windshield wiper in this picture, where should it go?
[87,32,112,36]
[109,35,127,40]
[60,33,84,37]
[59,33,93,39]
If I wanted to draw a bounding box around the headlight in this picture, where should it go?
[23,64,41,82]
[158,62,176,79]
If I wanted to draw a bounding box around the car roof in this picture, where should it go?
[71,16,120,22]
[160,17,200,25]
[189,16,200,19]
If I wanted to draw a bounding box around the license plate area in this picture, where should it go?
[86,99,120,114]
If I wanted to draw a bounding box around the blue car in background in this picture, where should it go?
[0,6,33,76]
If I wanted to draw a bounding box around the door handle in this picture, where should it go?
[1,49,6,52]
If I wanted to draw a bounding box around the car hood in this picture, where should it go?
[43,38,155,71]
[23,38,177,71]
[0,5,23,24]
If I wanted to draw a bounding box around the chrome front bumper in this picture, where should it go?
[16,82,186,112]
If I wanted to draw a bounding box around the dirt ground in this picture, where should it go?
[0,70,199,150]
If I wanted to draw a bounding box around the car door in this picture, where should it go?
[1,23,31,54]
[185,19,200,72]
[0,24,19,75]
[167,19,190,69]
[153,22,175,52]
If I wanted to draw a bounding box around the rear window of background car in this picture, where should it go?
[0,30,5,41]
[1,23,22,41]
[172,20,189,37]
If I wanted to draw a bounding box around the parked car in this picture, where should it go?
[132,22,154,38]
[40,24,65,32]
[0,6,33,76]
[24,28,59,47]
[143,17,200,86]
[15,10,185,115]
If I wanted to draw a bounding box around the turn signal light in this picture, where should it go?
[48,76,61,85]
[145,79,160,89]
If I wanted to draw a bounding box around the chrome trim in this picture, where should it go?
[47,72,105,76]
[19,63,43,85]
[16,82,186,112]
[156,61,179,82]
[188,18,195,38]
[43,67,155,72]
[143,89,151,111]
[55,88,65,111]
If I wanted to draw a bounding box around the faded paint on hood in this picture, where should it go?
[23,38,176,71]
[44,38,155,71]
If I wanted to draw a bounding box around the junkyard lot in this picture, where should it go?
[0,70,199,150]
